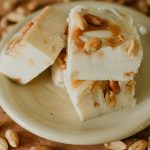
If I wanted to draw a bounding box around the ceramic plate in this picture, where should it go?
[0,1,150,145]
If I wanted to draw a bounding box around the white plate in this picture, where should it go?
[0,1,150,145]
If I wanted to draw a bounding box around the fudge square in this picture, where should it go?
[0,6,67,84]
[66,6,143,81]
[51,52,136,121]
[64,72,136,121]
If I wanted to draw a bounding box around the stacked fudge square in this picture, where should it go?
[0,6,67,84]
[52,6,143,121]
[0,5,143,121]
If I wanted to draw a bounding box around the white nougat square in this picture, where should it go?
[0,6,67,84]
[66,6,143,81]
[63,74,136,121]
[51,55,136,121]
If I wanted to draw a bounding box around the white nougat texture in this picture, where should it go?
[0,6,67,84]
[66,6,143,81]
[63,72,136,121]
[51,61,136,121]
[0,40,51,84]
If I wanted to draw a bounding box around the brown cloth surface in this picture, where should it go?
[0,107,150,149]
[0,0,150,149]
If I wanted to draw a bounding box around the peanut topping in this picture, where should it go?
[124,72,135,78]
[90,81,110,93]
[71,15,123,51]
[107,35,124,47]
[109,81,120,94]
[71,28,81,39]
[125,80,135,94]
[126,39,139,58]
[57,49,66,70]
[84,38,102,54]
[6,22,33,55]
[93,101,100,108]
[101,81,110,91]
[110,23,122,36]
[74,12,88,30]
[71,80,85,88]
[71,28,85,50]
[74,38,84,49]
[20,22,33,36]
[84,14,102,26]
[90,81,102,91]
[105,91,116,108]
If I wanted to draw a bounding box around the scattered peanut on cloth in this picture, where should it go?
[0,128,52,149]
[0,137,8,150]
[104,140,127,150]
[104,139,149,150]
[5,129,19,148]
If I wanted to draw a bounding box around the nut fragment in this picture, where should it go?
[29,146,50,150]
[74,12,88,30]
[128,140,147,150]
[109,80,120,94]
[124,72,135,78]
[101,81,110,93]
[20,22,34,36]
[71,27,84,50]
[74,38,84,49]
[71,79,85,88]
[5,129,19,148]
[58,60,66,70]
[104,140,127,150]
[84,38,102,53]
[107,35,124,47]
[126,39,139,58]
[90,81,102,91]
[84,14,102,25]
[125,80,135,94]
[94,101,100,108]
[105,91,116,108]
[0,137,8,150]
[57,50,67,70]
